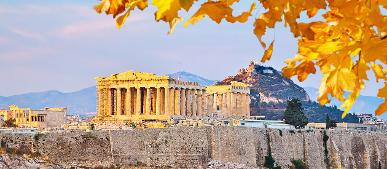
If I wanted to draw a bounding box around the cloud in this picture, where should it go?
[60,15,146,37]
[11,29,46,42]
[0,3,93,16]
[61,19,114,36]
[0,36,8,44]
[0,47,54,62]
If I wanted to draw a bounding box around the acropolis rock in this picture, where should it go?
[0,127,386,168]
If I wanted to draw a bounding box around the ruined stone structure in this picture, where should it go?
[206,81,250,117]
[0,105,67,129]
[0,127,386,168]
[96,71,250,122]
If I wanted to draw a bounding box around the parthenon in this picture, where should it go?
[96,71,250,122]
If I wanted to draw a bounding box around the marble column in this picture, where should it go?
[245,94,249,116]
[236,93,240,115]
[227,92,231,116]
[151,88,156,114]
[222,93,227,115]
[170,88,175,115]
[164,87,170,115]
[247,94,250,116]
[107,88,112,116]
[230,93,235,115]
[203,92,211,114]
[156,87,161,115]
[181,89,186,116]
[213,93,218,112]
[197,90,202,116]
[145,88,151,115]
[175,88,180,115]
[240,94,244,116]
[125,88,131,116]
[117,88,122,115]
[102,89,108,117]
[186,89,192,116]
[136,87,141,115]
[192,90,197,116]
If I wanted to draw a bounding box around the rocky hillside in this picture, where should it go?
[218,62,359,122]
[219,62,309,114]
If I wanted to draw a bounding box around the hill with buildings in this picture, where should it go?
[218,62,359,122]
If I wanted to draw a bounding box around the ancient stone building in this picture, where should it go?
[206,81,250,117]
[0,105,67,129]
[96,71,205,122]
[96,71,250,123]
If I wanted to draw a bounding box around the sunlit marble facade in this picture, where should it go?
[96,71,250,122]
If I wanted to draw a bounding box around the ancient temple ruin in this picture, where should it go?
[0,105,67,129]
[206,81,250,117]
[96,71,250,122]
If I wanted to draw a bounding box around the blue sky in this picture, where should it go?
[0,0,383,97]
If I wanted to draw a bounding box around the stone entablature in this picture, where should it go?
[96,71,251,122]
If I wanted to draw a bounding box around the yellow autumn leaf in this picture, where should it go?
[168,17,182,34]
[253,19,267,48]
[340,89,360,118]
[376,82,387,116]
[95,0,110,13]
[152,0,185,20]
[152,0,195,33]
[184,1,255,27]
[261,41,274,63]
[316,41,343,54]
[371,63,386,82]
[324,67,357,102]
[116,9,131,28]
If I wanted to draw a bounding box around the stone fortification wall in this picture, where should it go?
[0,127,386,168]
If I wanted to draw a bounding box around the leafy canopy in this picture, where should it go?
[95,0,387,117]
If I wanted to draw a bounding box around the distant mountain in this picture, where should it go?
[168,71,216,86]
[304,87,386,119]
[0,86,96,115]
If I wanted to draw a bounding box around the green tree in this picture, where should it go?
[291,159,308,169]
[90,123,96,130]
[283,99,308,129]
[264,154,282,169]
[325,115,337,129]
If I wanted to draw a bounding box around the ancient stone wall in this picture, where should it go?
[0,127,386,168]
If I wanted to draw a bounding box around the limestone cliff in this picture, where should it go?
[0,127,385,169]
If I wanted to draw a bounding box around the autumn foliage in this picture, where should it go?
[95,0,387,117]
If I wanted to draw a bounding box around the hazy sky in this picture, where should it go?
[0,0,383,97]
